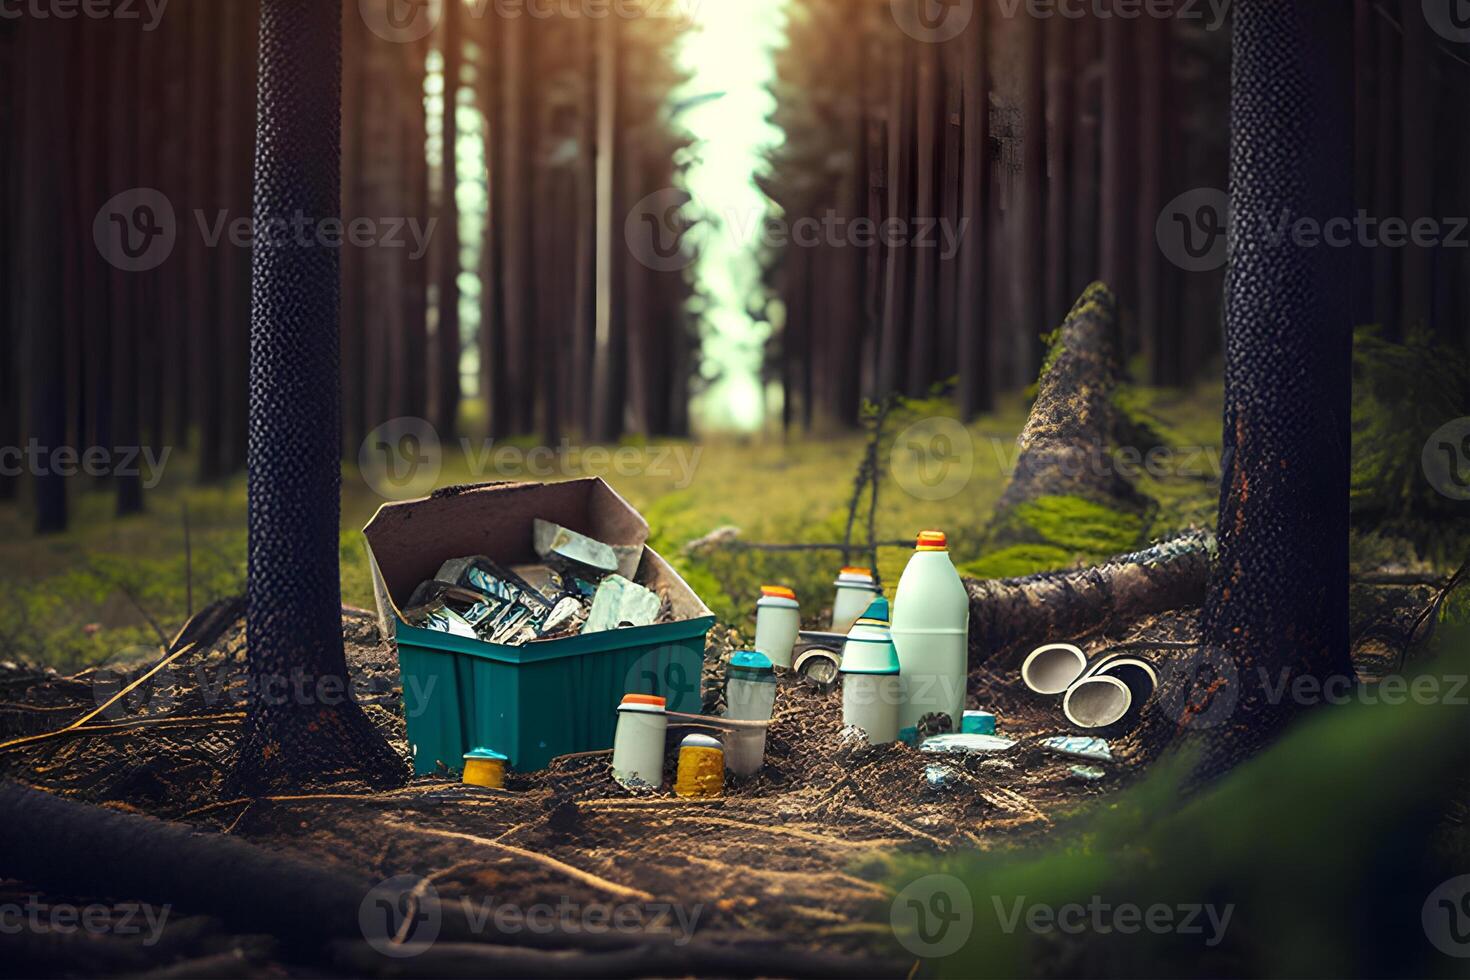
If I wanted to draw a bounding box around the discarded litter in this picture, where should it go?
[366,479,714,773]
[461,747,507,789]
[830,566,880,633]
[961,709,997,735]
[1022,641,1161,729]
[925,763,961,790]
[840,597,902,745]
[724,650,776,777]
[1040,735,1114,762]
[893,531,970,741]
[754,585,801,668]
[674,733,725,799]
[919,733,1017,755]
[1067,764,1107,783]
[613,694,669,790]
[1021,643,1088,695]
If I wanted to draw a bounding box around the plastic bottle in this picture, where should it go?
[673,733,725,799]
[891,530,970,741]
[753,585,801,667]
[839,597,901,744]
[724,650,776,777]
[830,567,880,633]
[611,693,668,789]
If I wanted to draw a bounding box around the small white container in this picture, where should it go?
[840,597,901,745]
[830,567,880,634]
[891,532,970,738]
[725,650,777,777]
[611,694,668,789]
[754,585,801,668]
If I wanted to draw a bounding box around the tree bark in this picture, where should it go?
[1135,0,1356,778]
[434,0,463,440]
[956,1,990,418]
[232,0,406,794]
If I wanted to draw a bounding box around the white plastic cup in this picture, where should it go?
[891,531,970,737]
[754,586,801,668]
[830,567,879,633]
[725,650,777,777]
[1021,643,1088,695]
[611,694,668,789]
[1062,675,1133,729]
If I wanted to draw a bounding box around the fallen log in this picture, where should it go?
[966,530,1215,665]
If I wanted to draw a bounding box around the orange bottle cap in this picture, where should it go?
[621,693,667,708]
[916,530,948,551]
[760,585,797,600]
[839,566,873,577]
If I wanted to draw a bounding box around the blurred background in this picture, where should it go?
[1,0,1467,667]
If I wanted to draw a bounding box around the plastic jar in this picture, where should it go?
[673,733,725,799]
[724,650,776,777]
[754,585,801,668]
[611,693,668,789]
[840,597,902,744]
[830,567,880,634]
[462,747,507,788]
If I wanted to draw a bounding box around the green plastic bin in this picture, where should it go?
[364,478,716,775]
[396,612,712,773]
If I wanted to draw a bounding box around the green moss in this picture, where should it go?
[1009,494,1145,555]
[958,544,1077,580]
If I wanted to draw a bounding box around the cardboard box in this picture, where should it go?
[363,478,715,773]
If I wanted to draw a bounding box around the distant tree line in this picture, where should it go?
[0,0,694,534]
[762,0,1470,429]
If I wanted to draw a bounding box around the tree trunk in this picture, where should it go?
[955,2,990,418]
[190,0,224,482]
[434,0,463,441]
[1136,0,1355,778]
[111,19,144,516]
[231,0,406,794]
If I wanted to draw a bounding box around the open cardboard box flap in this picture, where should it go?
[362,477,710,639]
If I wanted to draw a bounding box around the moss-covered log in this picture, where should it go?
[978,283,1154,576]
[966,530,1215,666]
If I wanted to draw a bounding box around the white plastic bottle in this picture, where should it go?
[611,694,668,789]
[839,597,901,745]
[753,585,801,668]
[891,530,970,741]
[830,567,880,633]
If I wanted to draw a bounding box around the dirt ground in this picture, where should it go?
[0,583,1434,976]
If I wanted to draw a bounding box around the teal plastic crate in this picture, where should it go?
[397,610,713,774]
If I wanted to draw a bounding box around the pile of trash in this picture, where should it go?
[401,519,671,647]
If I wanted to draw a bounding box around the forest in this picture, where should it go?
[1,1,1469,978]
